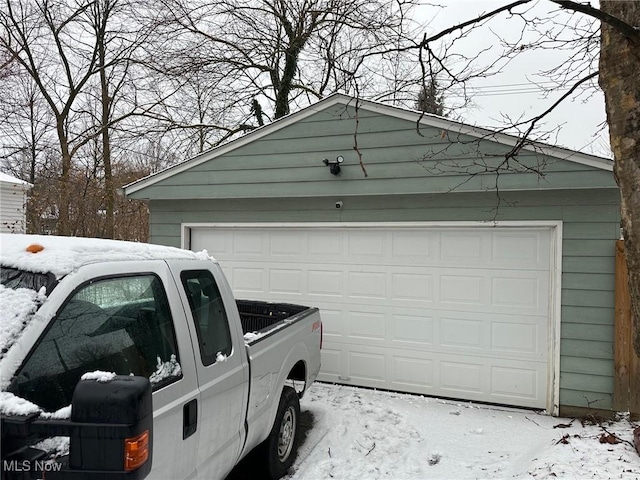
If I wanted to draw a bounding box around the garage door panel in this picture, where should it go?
[440,232,486,265]
[492,231,550,269]
[197,230,230,255]
[440,316,485,350]
[318,340,547,408]
[347,271,387,299]
[440,360,484,394]
[492,276,542,309]
[269,268,305,295]
[440,275,485,305]
[348,311,386,340]
[491,320,545,356]
[392,356,434,389]
[269,231,305,257]
[191,225,552,409]
[348,351,386,384]
[308,270,344,296]
[348,232,386,258]
[391,231,434,262]
[391,273,434,302]
[319,348,343,381]
[308,232,344,258]
[325,312,546,362]
[491,365,540,402]
[232,231,264,255]
[316,309,343,342]
[491,268,550,304]
[390,313,434,345]
[230,267,264,294]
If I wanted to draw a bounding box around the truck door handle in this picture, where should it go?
[183,399,198,439]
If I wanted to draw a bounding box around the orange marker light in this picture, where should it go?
[26,244,44,253]
[124,430,149,471]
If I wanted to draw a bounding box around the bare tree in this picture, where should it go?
[139,0,419,153]
[597,2,640,356]
[0,75,55,184]
[398,1,640,356]
[0,0,103,235]
[88,0,145,238]
[1,0,159,237]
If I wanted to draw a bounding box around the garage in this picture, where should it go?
[125,93,620,415]
[189,223,556,409]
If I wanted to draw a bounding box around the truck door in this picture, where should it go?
[168,261,248,479]
[6,262,201,479]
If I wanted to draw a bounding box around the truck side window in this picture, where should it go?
[8,274,182,412]
[181,270,232,366]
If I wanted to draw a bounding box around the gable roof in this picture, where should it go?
[124,93,613,197]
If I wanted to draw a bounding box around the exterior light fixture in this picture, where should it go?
[323,156,344,175]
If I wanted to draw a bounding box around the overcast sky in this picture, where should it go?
[412,1,608,156]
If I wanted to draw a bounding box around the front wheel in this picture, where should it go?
[262,386,300,479]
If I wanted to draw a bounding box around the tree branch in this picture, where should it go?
[551,0,640,47]
[420,0,533,47]
[504,70,598,159]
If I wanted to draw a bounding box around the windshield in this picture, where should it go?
[0,267,56,362]
[0,267,57,294]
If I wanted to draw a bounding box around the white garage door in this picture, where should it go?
[190,224,552,409]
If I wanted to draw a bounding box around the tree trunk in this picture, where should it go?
[598,1,640,356]
[98,37,114,239]
[56,121,71,236]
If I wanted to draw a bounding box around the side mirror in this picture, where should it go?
[66,375,153,478]
[2,376,153,480]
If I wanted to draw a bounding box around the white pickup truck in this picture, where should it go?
[0,234,322,480]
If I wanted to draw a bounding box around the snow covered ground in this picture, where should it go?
[281,383,639,480]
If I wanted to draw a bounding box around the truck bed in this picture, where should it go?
[236,299,308,334]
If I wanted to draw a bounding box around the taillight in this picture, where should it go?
[312,319,323,349]
[124,430,149,471]
[320,321,323,350]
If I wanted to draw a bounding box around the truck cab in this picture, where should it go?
[0,235,322,480]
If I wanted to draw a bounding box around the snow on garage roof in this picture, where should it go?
[0,234,210,278]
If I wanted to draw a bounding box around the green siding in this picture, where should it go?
[129,105,615,201]
[562,273,615,291]
[561,306,614,325]
[559,390,612,411]
[562,290,615,309]
[563,222,620,240]
[561,356,613,376]
[561,323,614,342]
[563,257,616,274]
[136,170,614,200]
[561,339,613,360]
[148,187,620,412]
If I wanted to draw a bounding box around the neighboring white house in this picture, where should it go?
[0,172,32,234]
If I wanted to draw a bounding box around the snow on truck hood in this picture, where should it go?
[0,233,210,278]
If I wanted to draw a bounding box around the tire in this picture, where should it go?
[262,386,300,479]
